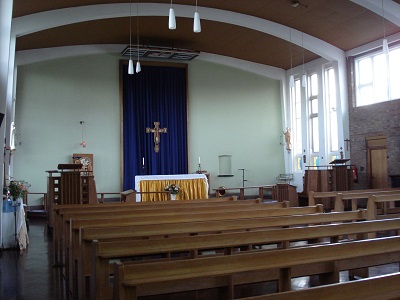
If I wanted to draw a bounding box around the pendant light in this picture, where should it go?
[128,0,134,74]
[382,0,389,55]
[193,0,201,33]
[169,0,176,30]
[136,0,141,73]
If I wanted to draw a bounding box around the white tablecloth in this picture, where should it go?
[135,174,209,202]
[1,199,29,249]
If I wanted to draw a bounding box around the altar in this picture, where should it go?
[135,174,209,202]
[1,199,29,249]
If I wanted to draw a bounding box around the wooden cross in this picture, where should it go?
[146,122,167,153]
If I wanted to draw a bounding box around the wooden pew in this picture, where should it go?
[67,204,321,274]
[53,196,263,264]
[78,210,365,298]
[63,202,297,297]
[113,236,400,300]
[54,197,268,266]
[64,201,293,297]
[78,210,365,299]
[90,217,399,300]
[241,272,400,300]
[334,189,400,212]
[59,200,284,260]
[309,188,400,209]
[367,194,400,221]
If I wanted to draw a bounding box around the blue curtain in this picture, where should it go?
[122,64,188,190]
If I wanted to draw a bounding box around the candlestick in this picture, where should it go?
[198,157,201,164]
[142,157,144,166]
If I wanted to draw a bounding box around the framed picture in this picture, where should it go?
[72,153,93,175]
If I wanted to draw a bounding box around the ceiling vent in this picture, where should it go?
[121,45,200,61]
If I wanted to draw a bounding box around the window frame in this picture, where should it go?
[353,43,400,107]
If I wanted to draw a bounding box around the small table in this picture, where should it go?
[1,199,29,249]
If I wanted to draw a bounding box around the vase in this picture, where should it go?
[171,194,177,200]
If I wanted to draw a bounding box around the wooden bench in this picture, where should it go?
[309,188,400,210]
[241,272,400,300]
[54,197,268,265]
[63,201,292,297]
[367,194,400,221]
[77,210,365,299]
[333,189,400,212]
[60,200,284,257]
[90,217,399,300]
[113,236,400,300]
[66,203,320,274]
[63,202,302,297]
[53,196,263,264]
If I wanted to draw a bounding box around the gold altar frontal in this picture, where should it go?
[135,174,209,202]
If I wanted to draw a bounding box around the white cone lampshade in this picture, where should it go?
[128,59,134,74]
[383,38,389,55]
[193,11,201,33]
[289,75,294,88]
[301,74,307,88]
[136,61,141,73]
[169,8,176,29]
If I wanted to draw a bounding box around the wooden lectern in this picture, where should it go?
[299,159,353,210]
[46,163,97,228]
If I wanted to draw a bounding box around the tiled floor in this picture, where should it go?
[0,218,398,300]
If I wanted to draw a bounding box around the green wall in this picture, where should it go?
[188,60,284,190]
[14,54,283,205]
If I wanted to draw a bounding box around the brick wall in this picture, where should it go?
[347,57,400,189]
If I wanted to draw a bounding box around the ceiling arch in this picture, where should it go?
[12,3,344,63]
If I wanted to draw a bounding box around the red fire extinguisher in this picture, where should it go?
[352,165,358,183]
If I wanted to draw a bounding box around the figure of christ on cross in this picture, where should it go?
[146,122,167,153]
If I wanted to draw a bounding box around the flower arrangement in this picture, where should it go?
[7,180,30,201]
[164,183,180,195]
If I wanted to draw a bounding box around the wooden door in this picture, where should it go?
[367,136,388,188]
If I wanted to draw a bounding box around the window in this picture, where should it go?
[355,46,400,106]
[289,63,343,171]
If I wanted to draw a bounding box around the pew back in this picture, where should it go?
[114,236,400,300]
[86,212,385,300]
[242,272,400,300]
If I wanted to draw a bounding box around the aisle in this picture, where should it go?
[0,219,65,300]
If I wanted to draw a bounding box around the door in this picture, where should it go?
[367,136,388,188]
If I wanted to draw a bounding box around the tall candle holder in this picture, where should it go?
[142,165,146,175]
[197,163,202,173]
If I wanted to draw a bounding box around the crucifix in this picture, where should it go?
[146,122,167,153]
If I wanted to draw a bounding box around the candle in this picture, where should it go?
[142,157,145,166]
[198,157,201,164]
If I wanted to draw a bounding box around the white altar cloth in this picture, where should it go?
[135,174,209,202]
[1,199,29,249]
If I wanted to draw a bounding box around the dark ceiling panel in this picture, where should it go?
[12,0,400,70]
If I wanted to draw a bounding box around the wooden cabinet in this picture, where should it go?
[272,184,298,206]
[299,165,353,210]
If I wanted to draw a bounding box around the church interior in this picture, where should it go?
[1,0,400,299]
